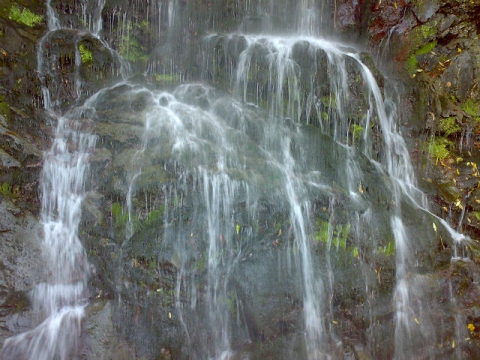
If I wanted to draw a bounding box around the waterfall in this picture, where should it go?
[2,0,470,359]
[1,0,117,359]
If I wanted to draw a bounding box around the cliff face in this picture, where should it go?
[1,0,480,359]
[338,0,480,228]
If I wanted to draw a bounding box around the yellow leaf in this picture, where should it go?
[468,323,475,332]
[414,318,420,324]
[394,2,397,8]
[433,223,437,232]
[452,340,455,348]
[457,48,462,53]
[359,184,364,194]
[455,200,463,209]
[168,312,172,319]
[332,320,338,324]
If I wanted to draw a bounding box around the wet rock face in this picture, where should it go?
[0,201,43,346]
[1,0,480,359]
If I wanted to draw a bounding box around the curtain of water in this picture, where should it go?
[1,1,112,359]
[3,0,470,359]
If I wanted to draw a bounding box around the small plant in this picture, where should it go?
[8,4,43,27]
[350,124,364,142]
[439,117,461,137]
[78,44,93,65]
[314,219,351,250]
[427,137,453,164]
[377,240,395,256]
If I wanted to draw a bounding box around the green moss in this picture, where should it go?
[415,41,437,55]
[112,202,128,228]
[0,182,10,196]
[461,98,480,117]
[439,117,461,136]
[405,41,437,74]
[8,4,43,27]
[0,95,10,117]
[0,182,19,198]
[405,54,419,74]
[420,24,438,39]
[78,44,93,65]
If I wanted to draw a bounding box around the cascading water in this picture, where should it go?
[1,0,128,358]
[2,0,472,359]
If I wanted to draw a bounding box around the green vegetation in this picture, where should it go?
[461,98,480,119]
[439,117,461,136]
[405,41,437,75]
[112,202,128,229]
[0,182,10,196]
[78,44,93,65]
[315,219,351,251]
[143,206,165,227]
[415,41,437,55]
[427,137,454,164]
[420,24,438,39]
[8,4,43,27]
[0,95,10,117]
[0,182,19,198]
[119,37,149,63]
[154,73,180,84]
[405,54,419,75]
[112,201,165,237]
[350,124,364,142]
[321,95,337,109]
[118,21,150,64]
[377,240,395,257]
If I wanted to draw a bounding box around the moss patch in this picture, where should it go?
[405,41,437,74]
[420,24,438,39]
[8,4,43,27]
[79,44,93,65]
[416,40,437,55]
[406,54,419,74]
[461,98,480,118]
[439,117,461,136]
